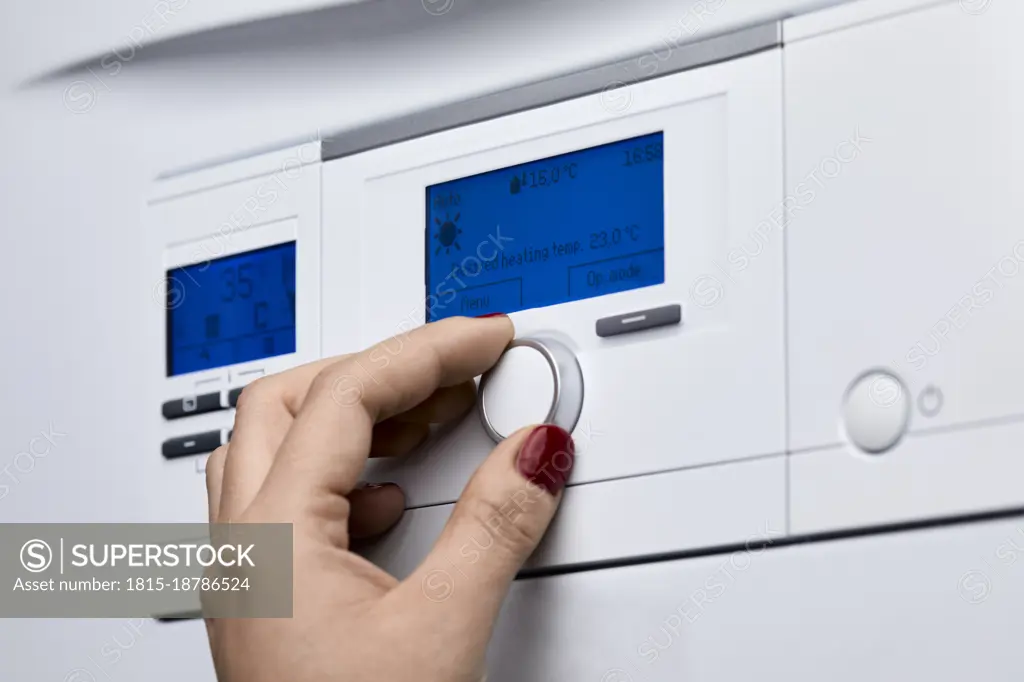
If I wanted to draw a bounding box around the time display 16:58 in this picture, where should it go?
[622,140,663,167]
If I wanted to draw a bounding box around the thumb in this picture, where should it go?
[398,424,575,637]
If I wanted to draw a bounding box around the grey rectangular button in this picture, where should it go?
[162,431,223,459]
[596,304,681,338]
[162,392,223,420]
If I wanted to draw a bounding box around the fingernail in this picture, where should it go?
[516,425,575,495]
[475,312,507,318]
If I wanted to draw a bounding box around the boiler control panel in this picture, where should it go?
[146,0,1024,581]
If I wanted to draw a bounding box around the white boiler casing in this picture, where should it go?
[142,3,1024,672]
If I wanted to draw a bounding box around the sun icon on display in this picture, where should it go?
[433,213,463,255]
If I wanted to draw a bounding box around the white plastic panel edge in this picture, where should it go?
[487,514,1024,681]
[783,0,951,42]
[790,420,1024,535]
[359,456,786,580]
[149,138,321,204]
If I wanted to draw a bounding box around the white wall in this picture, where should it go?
[5,0,366,79]
[1,0,992,679]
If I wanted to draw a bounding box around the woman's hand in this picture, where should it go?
[204,316,575,682]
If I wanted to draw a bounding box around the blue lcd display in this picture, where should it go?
[166,242,296,376]
[425,132,664,321]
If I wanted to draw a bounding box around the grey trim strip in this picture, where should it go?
[321,21,782,162]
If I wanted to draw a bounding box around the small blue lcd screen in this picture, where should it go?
[425,131,664,321]
[166,242,296,377]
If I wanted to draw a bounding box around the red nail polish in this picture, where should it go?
[516,425,575,495]
[475,312,507,318]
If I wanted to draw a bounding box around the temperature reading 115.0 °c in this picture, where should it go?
[425,131,665,321]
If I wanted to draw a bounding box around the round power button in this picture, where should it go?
[841,370,910,454]
[478,337,584,443]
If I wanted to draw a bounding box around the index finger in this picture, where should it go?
[218,355,346,521]
[262,315,513,506]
